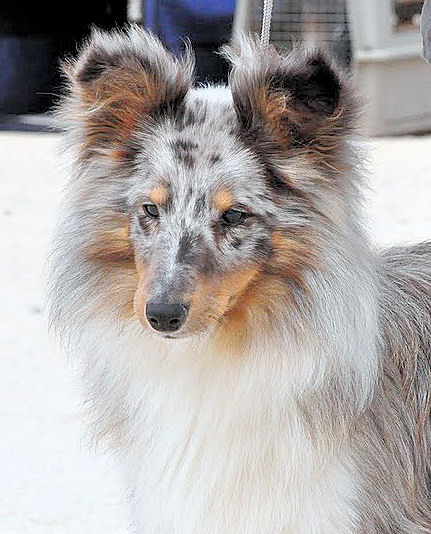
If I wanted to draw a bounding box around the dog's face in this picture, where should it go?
[128,112,273,338]
[57,27,356,340]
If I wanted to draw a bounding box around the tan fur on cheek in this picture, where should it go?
[269,231,318,291]
[85,216,133,264]
[212,268,263,353]
[82,215,139,320]
[185,267,262,351]
[214,267,261,314]
[188,267,260,322]
[133,259,149,326]
[212,231,319,348]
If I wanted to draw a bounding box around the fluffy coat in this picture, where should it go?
[49,26,431,533]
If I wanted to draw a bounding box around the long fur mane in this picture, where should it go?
[48,26,431,533]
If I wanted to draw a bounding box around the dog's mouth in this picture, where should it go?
[145,318,215,340]
[160,333,184,340]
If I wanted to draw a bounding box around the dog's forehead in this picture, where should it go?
[138,88,264,199]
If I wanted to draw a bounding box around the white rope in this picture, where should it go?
[260,0,274,46]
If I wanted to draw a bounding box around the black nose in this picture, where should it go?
[145,302,188,332]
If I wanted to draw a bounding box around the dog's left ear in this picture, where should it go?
[222,38,357,167]
[61,25,194,160]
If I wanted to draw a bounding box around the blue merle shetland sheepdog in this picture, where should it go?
[49,25,431,533]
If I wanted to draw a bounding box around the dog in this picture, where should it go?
[48,26,431,533]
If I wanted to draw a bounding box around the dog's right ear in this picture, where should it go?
[222,37,356,172]
[62,25,194,160]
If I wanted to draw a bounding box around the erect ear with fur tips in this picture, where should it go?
[222,38,357,170]
[61,25,194,161]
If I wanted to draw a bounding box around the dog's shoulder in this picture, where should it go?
[379,241,431,320]
[378,241,431,424]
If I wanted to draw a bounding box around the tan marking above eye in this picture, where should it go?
[213,189,234,212]
[149,185,169,205]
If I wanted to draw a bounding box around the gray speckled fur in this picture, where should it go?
[48,26,431,533]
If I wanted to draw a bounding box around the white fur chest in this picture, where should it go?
[88,331,360,534]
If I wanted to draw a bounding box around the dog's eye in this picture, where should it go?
[221,209,248,226]
[143,204,159,218]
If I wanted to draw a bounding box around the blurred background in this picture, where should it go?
[1,1,431,533]
[1,0,431,134]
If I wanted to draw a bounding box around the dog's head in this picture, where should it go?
[55,26,358,342]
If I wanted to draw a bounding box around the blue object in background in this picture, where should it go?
[144,0,236,83]
[0,36,56,114]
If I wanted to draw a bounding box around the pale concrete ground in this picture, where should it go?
[0,132,430,533]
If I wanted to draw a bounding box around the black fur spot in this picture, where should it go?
[181,153,195,169]
[173,101,207,130]
[194,195,206,215]
[255,237,273,257]
[263,163,294,195]
[232,237,243,249]
[155,93,188,119]
[209,154,221,165]
[175,232,218,274]
[197,247,218,275]
[183,109,196,127]
[171,139,198,169]
[119,140,141,163]
[173,140,198,152]
[176,231,194,265]
[265,168,288,194]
